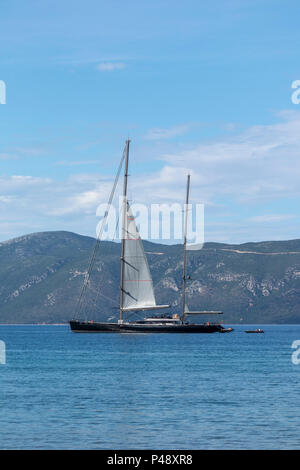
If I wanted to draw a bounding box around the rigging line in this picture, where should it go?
[112,203,122,241]
[74,144,127,319]
[80,194,123,318]
[76,155,125,319]
[125,310,143,321]
[88,292,119,312]
[87,281,120,311]
[88,204,123,314]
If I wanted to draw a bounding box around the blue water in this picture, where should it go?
[0,324,299,449]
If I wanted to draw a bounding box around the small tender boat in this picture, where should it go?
[245,328,264,334]
[219,327,234,333]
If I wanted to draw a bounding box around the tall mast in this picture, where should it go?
[181,174,190,323]
[119,139,130,323]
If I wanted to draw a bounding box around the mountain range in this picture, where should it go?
[0,230,300,324]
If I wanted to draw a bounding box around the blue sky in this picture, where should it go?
[1,0,300,243]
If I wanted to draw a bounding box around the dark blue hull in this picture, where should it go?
[70,320,230,333]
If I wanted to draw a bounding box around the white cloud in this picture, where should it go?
[123,110,300,242]
[154,110,300,203]
[0,196,15,203]
[96,62,125,71]
[144,124,192,140]
[0,153,18,160]
[56,160,99,166]
[0,173,115,239]
[247,214,295,223]
[14,147,46,156]
[0,147,46,161]
[2,110,300,244]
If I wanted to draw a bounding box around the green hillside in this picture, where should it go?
[0,231,300,324]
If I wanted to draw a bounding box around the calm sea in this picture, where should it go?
[0,324,299,449]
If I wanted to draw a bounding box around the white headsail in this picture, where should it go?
[121,203,169,311]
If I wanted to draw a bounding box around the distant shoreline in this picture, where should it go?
[0,323,299,326]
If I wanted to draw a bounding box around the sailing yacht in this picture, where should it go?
[70,140,233,333]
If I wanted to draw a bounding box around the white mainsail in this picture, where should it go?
[121,203,168,311]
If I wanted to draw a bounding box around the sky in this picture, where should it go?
[1,0,300,244]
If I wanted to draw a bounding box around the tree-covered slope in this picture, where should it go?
[0,231,300,324]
